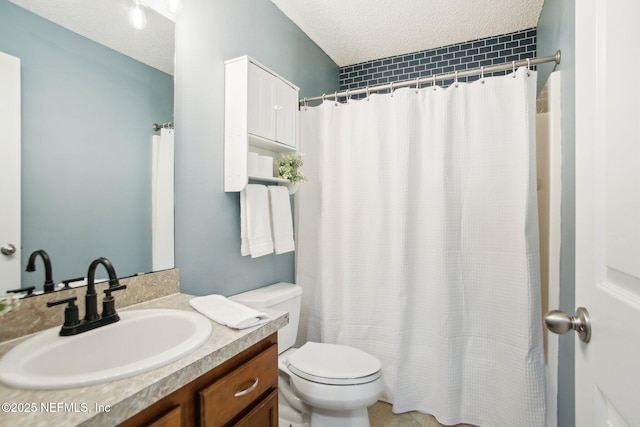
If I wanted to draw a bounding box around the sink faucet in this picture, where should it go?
[85,257,118,322]
[26,249,56,293]
[46,257,127,336]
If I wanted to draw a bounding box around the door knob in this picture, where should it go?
[1,243,16,256]
[544,307,591,343]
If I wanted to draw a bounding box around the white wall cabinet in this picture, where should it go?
[247,64,297,147]
[225,56,299,192]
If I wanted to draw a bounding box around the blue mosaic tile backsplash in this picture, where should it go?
[339,28,536,95]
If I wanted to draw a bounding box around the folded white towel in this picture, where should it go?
[240,190,250,256]
[268,185,295,254]
[241,184,274,258]
[190,295,271,329]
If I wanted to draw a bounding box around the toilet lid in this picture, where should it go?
[286,342,382,385]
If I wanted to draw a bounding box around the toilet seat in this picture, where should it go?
[286,342,382,385]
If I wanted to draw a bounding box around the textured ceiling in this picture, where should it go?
[9,0,545,73]
[271,0,545,67]
[9,0,175,75]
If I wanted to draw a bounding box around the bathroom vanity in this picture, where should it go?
[119,333,279,426]
[0,293,287,427]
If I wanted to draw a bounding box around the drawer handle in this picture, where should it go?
[234,378,259,397]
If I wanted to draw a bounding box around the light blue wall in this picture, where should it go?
[174,0,338,296]
[537,1,576,426]
[0,0,174,287]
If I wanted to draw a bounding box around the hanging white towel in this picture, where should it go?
[241,184,274,258]
[189,295,271,329]
[268,185,295,254]
[240,190,250,256]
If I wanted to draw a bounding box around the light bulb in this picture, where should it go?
[167,0,182,14]
[129,1,147,30]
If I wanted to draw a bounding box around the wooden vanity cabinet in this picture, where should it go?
[119,334,278,427]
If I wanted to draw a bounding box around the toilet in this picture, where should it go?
[230,282,383,427]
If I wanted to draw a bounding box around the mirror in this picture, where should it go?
[0,0,175,291]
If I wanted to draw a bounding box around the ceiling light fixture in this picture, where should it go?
[167,0,183,14]
[129,0,147,30]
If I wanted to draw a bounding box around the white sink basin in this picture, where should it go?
[0,309,212,390]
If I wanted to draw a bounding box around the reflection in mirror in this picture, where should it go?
[0,0,175,292]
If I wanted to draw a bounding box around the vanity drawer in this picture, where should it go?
[199,344,278,427]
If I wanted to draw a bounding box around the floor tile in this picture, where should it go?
[368,401,423,427]
[368,401,477,427]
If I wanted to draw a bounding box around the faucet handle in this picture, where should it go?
[61,276,84,289]
[103,284,127,298]
[7,286,35,297]
[46,296,77,307]
[102,284,126,318]
[46,296,80,328]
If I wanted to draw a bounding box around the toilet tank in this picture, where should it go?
[230,282,302,354]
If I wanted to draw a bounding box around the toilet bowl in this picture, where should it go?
[281,343,383,427]
[230,282,383,427]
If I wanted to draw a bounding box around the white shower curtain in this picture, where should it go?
[296,67,545,426]
[152,128,175,271]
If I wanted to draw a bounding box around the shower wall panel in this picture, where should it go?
[339,28,536,94]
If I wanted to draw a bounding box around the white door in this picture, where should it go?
[0,51,21,295]
[574,0,640,425]
[247,63,277,141]
[274,77,298,148]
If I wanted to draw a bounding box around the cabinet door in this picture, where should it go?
[234,389,278,427]
[247,64,276,141]
[147,405,182,427]
[274,78,298,148]
[118,402,185,427]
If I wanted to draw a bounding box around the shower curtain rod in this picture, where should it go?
[153,122,174,131]
[300,50,561,105]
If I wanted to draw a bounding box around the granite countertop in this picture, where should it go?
[0,293,288,427]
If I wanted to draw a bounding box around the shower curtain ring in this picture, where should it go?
[432,74,437,91]
[454,71,459,88]
[334,91,338,106]
[322,93,326,102]
[526,58,531,77]
[415,77,421,93]
[345,89,350,104]
[481,66,485,84]
[303,97,308,110]
[389,82,394,97]
[512,61,517,78]
[366,86,370,101]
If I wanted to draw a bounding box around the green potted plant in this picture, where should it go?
[275,153,307,193]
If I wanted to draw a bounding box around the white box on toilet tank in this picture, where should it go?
[230,282,302,354]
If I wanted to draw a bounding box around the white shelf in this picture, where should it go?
[248,133,297,153]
